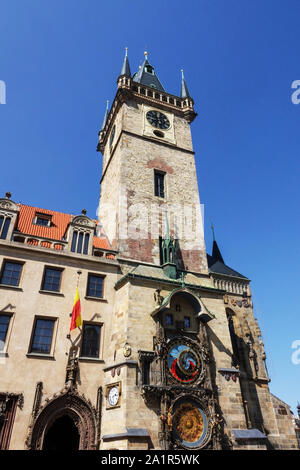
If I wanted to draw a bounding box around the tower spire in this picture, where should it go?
[180,69,191,99]
[132,52,165,92]
[211,224,224,264]
[101,100,109,131]
[120,47,131,77]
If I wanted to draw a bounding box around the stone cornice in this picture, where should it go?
[115,271,225,294]
[0,239,119,269]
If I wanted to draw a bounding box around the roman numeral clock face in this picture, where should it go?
[146,110,170,130]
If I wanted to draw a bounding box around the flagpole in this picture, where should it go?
[67,270,83,338]
[76,270,82,287]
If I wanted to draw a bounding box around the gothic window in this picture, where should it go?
[0,314,11,351]
[71,231,90,255]
[0,216,11,240]
[41,267,63,292]
[154,170,165,198]
[166,313,173,326]
[0,261,23,286]
[226,308,240,367]
[86,274,104,298]
[29,318,55,355]
[184,316,191,329]
[81,323,101,358]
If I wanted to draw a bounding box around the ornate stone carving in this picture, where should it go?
[25,388,99,450]
[71,215,95,229]
[0,199,18,211]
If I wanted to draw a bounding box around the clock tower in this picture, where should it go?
[97,51,208,274]
[94,51,296,451]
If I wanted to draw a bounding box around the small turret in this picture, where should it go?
[180,69,191,99]
[100,100,109,131]
[120,47,131,77]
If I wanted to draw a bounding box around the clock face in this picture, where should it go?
[108,386,119,406]
[146,110,170,130]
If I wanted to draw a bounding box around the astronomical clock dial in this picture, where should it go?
[172,398,209,449]
[146,110,170,130]
[167,340,202,384]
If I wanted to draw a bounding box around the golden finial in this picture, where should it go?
[144,50,148,59]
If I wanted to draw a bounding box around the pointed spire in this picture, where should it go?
[211,223,224,264]
[101,100,109,131]
[181,69,191,99]
[211,222,216,241]
[132,52,165,92]
[120,47,131,77]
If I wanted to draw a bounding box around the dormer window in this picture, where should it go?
[34,213,52,227]
[145,65,154,74]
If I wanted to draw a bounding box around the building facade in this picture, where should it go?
[0,51,298,450]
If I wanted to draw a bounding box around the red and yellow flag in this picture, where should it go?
[70,287,82,331]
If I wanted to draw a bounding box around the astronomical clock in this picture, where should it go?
[139,289,223,450]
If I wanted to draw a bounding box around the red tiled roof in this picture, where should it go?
[93,235,111,250]
[17,205,71,240]
[17,204,112,250]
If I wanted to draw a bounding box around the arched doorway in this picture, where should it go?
[26,389,99,450]
[43,415,80,451]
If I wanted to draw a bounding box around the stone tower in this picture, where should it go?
[97,51,207,274]
[95,50,298,450]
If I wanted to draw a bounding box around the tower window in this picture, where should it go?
[154,170,165,198]
[184,316,191,329]
[166,314,173,326]
[145,65,154,74]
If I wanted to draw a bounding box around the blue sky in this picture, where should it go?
[0,0,299,412]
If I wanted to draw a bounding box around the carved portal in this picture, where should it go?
[26,389,99,450]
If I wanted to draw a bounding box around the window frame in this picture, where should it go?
[33,213,52,227]
[28,316,57,357]
[154,170,166,198]
[80,321,103,360]
[0,259,24,287]
[86,273,105,300]
[40,266,63,293]
[0,215,11,240]
[0,313,14,354]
